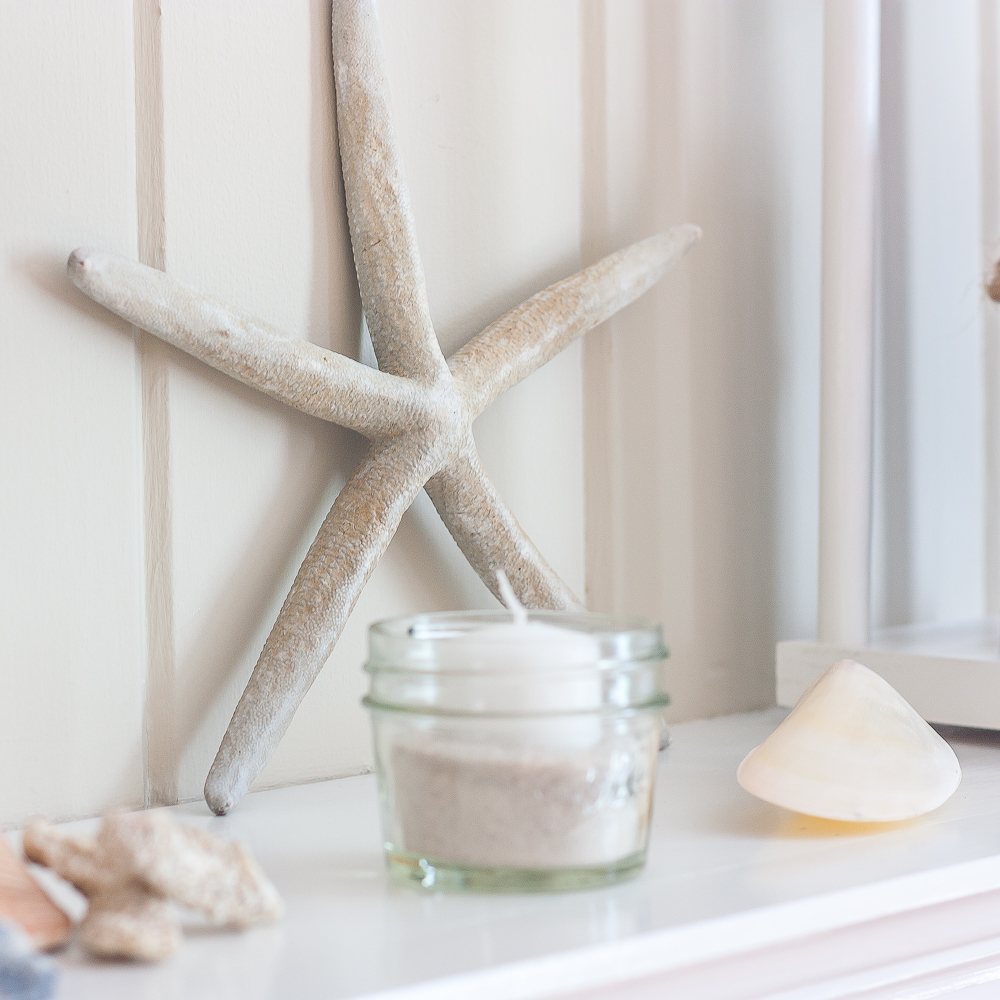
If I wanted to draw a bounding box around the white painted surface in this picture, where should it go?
[776,621,1000,729]
[159,0,369,805]
[26,710,1000,999]
[0,0,146,823]
[378,0,586,615]
[817,0,879,647]
[585,0,826,720]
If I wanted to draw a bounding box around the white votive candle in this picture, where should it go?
[413,573,603,747]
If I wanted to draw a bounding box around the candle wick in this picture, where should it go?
[495,570,528,626]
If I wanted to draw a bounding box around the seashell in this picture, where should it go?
[23,813,282,962]
[0,837,70,950]
[738,659,961,822]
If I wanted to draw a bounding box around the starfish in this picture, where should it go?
[66,0,700,815]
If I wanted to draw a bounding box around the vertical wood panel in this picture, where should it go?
[160,0,362,800]
[0,0,145,824]
[585,0,824,720]
[381,0,586,605]
[581,0,616,614]
[133,0,176,808]
[682,0,822,712]
[157,0,585,801]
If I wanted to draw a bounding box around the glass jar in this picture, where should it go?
[363,610,669,893]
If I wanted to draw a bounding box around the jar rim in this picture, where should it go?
[365,611,669,715]
[367,609,668,676]
[361,692,671,718]
[370,608,662,636]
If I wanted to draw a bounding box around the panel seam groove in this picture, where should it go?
[133,0,176,808]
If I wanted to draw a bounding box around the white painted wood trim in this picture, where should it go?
[818,0,880,646]
[0,0,147,826]
[133,0,177,809]
[363,888,1000,1000]
[34,710,1000,999]
[777,620,1000,726]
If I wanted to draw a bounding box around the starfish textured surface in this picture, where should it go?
[66,0,701,815]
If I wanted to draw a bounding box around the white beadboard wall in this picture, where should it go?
[0,2,146,824]
[0,0,993,825]
[585,0,827,720]
[1,0,587,825]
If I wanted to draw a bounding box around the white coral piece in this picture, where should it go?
[23,813,281,962]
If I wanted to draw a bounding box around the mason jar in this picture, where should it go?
[363,610,669,893]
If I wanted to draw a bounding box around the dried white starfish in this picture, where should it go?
[67,0,700,815]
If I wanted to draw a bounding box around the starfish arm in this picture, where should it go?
[424,447,585,611]
[204,437,439,815]
[68,249,425,439]
[449,224,702,417]
[332,0,447,382]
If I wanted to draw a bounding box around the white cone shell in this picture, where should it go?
[738,660,961,822]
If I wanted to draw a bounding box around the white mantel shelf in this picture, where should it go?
[24,709,1000,1000]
